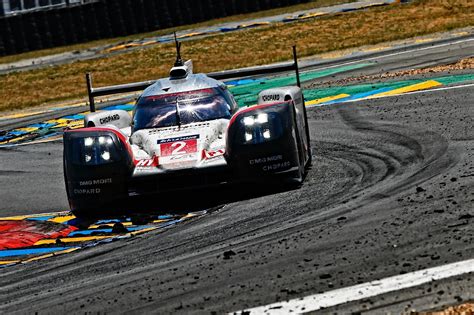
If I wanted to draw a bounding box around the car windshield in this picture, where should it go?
[133,88,232,130]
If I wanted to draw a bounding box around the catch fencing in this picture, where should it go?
[0,0,311,56]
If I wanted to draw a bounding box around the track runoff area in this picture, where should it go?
[0,34,473,313]
[237,82,474,314]
[239,258,474,314]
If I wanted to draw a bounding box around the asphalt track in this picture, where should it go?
[0,39,473,313]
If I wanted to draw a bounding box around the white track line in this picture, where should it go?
[235,258,474,314]
[300,37,474,73]
[345,82,474,103]
[372,82,474,98]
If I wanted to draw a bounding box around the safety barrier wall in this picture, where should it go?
[0,0,311,56]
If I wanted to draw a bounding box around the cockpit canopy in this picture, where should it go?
[133,87,235,131]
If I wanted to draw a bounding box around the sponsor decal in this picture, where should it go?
[135,156,159,168]
[74,178,115,194]
[249,155,283,165]
[157,135,200,144]
[79,178,113,186]
[161,160,196,170]
[262,94,281,102]
[99,114,120,125]
[145,88,214,101]
[203,149,225,159]
[159,135,199,157]
[262,161,291,171]
[136,159,154,167]
[170,153,196,161]
[73,188,101,195]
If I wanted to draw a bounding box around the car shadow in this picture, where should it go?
[111,180,303,220]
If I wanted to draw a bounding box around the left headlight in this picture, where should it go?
[71,135,121,165]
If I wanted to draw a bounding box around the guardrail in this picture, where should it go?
[86,46,301,112]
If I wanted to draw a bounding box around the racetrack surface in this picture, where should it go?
[1,84,472,313]
[0,39,473,313]
[0,143,68,215]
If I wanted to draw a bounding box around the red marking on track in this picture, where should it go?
[0,220,77,250]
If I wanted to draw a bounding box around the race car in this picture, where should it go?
[63,45,311,217]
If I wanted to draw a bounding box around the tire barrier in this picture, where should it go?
[0,0,317,56]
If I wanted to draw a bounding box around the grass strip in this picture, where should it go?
[0,0,473,113]
[0,0,354,65]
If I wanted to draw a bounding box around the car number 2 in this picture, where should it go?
[160,139,198,156]
[171,141,187,155]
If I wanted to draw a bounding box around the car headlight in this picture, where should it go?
[71,135,121,165]
[243,116,255,126]
[239,112,282,144]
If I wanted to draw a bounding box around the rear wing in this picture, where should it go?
[86,46,301,112]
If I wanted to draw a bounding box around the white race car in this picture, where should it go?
[63,46,311,217]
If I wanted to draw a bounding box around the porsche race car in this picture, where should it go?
[63,48,311,217]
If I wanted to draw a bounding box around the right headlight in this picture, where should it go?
[238,112,283,144]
